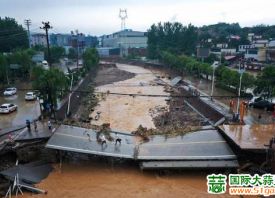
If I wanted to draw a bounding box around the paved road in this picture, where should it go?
[184,75,273,124]
[0,91,40,130]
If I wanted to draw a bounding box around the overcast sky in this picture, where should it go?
[1,0,275,36]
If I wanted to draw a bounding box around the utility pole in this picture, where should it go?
[75,30,79,68]
[71,30,80,68]
[40,21,52,66]
[24,19,31,48]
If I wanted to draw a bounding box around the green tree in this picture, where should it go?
[0,17,28,52]
[7,50,33,79]
[82,48,99,71]
[256,66,275,99]
[0,54,9,84]
[147,22,198,58]
[45,46,65,63]
[32,66,69,116]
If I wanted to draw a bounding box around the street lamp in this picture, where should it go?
[236,59,245,119]
[210,62,219,100]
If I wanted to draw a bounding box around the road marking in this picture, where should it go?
[55,132,97,141]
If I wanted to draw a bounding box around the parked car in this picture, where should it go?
[249,97,274,111]
[3,87,17,96]
[42,60,49,70]
[0,103,18,114]
[25,92,37,101]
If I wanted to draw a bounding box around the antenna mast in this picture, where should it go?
[119,9,127,30]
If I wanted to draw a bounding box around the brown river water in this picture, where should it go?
[23,161,237,198]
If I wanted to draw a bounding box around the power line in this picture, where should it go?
[0,88,247,99]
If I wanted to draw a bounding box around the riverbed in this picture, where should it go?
[90,63,170,132]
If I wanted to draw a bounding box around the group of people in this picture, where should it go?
[25,119,53,132]
[26,119,38,132]
[99,132,122,147]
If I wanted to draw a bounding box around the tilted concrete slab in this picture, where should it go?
[46,125,136,159]
[137,130,237,160]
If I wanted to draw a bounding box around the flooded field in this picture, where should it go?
[90,64,170,132]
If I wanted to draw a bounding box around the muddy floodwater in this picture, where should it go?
[20,64,239,198]
[90,63,170,132]
[23,161,235,198]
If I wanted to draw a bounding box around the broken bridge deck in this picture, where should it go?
[46,125,238,169]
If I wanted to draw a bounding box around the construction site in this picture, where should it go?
[1,61,275,198]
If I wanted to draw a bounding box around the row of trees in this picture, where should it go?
[0,17,28,52]
[160,51,256,93]
[147,22,275,59]
[147,22,197,59]
[0,49,36,84]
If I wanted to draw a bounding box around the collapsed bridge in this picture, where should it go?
[46,125,238,170]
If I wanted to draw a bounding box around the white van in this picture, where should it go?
[42,60,49,70]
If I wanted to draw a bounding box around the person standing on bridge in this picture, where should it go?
[26,120,31,132]
[34,120,38,132]
[101,134,107,146]
[48,120,52,131]
[115,133,122,145]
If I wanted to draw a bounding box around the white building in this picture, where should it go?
[238,45,255,52]
[221,48,236,55]
[101,29,147,56]
[30,33,47,47]
[216,43,228,49]
[252,40,269,48]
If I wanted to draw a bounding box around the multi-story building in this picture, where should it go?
[50,34,71,47]
[100,29,147,56]
[49,33,98,54]
[30,33,47,47]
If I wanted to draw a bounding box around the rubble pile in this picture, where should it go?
[131,125,153,141]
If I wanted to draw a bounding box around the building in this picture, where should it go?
[85,35,98,48]
[252,40,269,48]
[49,33,98,55]
[30,33,47,47]
[267,40,275,62]
[216,43,228,49]
[238,45,255,53]
[221,48,236,55]
[50,34,71,47]
[101,29,147,56]
[197,47,210,58]
[97,47,120,57]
